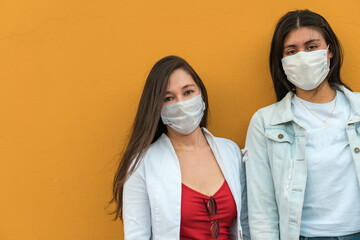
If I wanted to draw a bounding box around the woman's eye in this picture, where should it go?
[164,96,173,102]
[184,90,194,96]
[287,50,296,55]
[308,45,318,50]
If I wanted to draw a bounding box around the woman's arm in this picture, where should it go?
[237,147,250,240]
[240,160,250,239]
[245,110,280,240]
[123,164,152,240]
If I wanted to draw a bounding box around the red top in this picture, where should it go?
[180,180,237,240]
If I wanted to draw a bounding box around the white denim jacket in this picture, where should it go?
[245,86,360,240]
[123,128,250,240]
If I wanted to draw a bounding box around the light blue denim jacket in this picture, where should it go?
[245,86,360,240]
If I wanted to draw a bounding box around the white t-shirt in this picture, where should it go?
[291,90,360,237]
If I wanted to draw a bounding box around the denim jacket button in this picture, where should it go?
[278,134,284,139]
[355,147,360,153]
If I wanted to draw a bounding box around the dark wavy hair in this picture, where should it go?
[110,55,209,220]
[270,9,351,101]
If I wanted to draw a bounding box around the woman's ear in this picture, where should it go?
[328,45,333,59]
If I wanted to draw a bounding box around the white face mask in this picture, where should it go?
[161,94,206,135]
[281,47,330,90]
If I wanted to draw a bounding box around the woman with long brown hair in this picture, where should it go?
[111,56,249,239]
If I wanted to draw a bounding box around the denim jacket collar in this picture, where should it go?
[341,85,360,123]
[269,85,360,126]
[269,91,295,126]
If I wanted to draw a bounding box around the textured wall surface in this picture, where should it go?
[1,0,360,239]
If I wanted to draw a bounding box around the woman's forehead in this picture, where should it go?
[166,69,196,91]
[283,27,325,46]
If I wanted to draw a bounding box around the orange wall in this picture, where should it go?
[1,1,360,239]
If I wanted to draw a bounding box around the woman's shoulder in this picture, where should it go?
[248,102,278,125]
[142,134,171,161]
[214,136,239,150]
[202,128,241,156]
[256,100,285,116]
[212,137,244,171]
[128,134,174,178]
[249,92,293,127]
[213,136,242,161]
[341,86,360,102]
[131,134,170,166]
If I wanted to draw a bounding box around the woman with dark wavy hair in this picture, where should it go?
[245,10,360,240]
[111,56,249,239]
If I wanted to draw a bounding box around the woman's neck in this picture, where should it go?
[167,127,208,152]
[295,80,336,103]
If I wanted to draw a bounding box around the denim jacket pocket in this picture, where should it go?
[355,122,360,135]
[265,128,293,144]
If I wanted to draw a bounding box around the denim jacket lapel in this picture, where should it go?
[340,85,360,124]
[269,91,295,126]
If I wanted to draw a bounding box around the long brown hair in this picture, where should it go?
[269,9,351,101]
[111,55,209,220]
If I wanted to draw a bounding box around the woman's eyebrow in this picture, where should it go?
[166,84,196,94]
[182,84,196,89]
[284,44,296,49]
[304,39,320,45]
[284,39,321,49]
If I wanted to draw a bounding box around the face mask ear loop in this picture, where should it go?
[326,44,331,69]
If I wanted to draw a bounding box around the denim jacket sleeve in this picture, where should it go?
[237,147,250,240]
[245,110,280,239]
[123,162,152,240]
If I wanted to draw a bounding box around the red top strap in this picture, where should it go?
[180,180,237,239]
